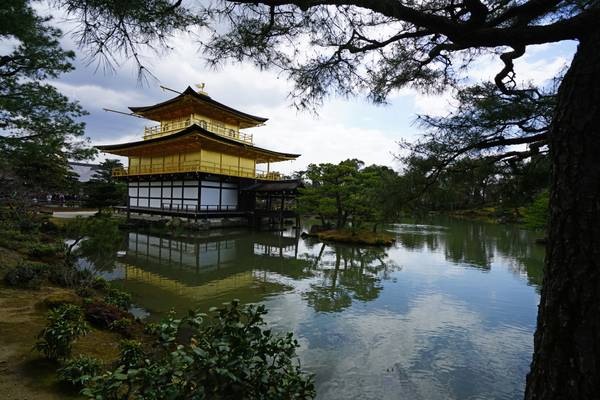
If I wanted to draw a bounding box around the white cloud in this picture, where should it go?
[412,91,456,117]
[75,31,402,174]
[51,81,146,112]
[468,46,570,87]
[44,17,575,171]
[252,106,400,173]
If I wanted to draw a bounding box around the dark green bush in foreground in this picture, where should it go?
[35,304,89,360]
[58,355,102,388]
[117,339,144,368]
[83,301,315,399]
[4,262,49,289]
[103,287,132,310]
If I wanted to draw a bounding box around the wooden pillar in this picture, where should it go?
[218,177,223,211]
[126,179,131,220]
[280,193,285,228]
[158,237,162,262]
[197,177,202,218]
[294,234,299,259]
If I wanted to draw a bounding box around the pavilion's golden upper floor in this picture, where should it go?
[143,114,253,144]
[130,86,267,144]
[96,86,299,181]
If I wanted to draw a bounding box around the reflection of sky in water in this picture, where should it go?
[263,233,538,399]
[98,218,542,400]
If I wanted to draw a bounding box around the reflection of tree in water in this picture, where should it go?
[443,223,494,269]
[395,230,442,254]
[492,226,544,288]
[74,218,125,272]
[303,243,398,312]
[393,218,544,287]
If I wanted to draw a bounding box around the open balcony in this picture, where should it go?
[143,116,253,144]
[112,160,283,181]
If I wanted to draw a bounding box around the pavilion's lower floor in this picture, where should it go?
[122,174,301,224]
[127,177,239,212]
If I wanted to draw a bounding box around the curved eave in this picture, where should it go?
[128,87,268,126]
[96,124,300,163]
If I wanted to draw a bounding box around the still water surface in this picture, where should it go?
[92,218,544,400]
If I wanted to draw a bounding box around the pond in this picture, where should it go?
[88,217,544,400]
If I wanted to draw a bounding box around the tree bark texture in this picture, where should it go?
[525,29,600,399]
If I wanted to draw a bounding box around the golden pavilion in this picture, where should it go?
[97,85,301,224]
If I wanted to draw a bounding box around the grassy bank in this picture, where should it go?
[0,285,122,400]
[446,206,525,225]
[0,215,125,399]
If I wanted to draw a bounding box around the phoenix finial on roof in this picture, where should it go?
[195,83,207,94]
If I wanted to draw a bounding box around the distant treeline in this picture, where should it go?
[296,154,549,230]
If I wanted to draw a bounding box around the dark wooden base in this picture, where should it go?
[116,206,298,229]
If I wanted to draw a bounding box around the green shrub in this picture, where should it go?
[40,219,60,233]
[524,190,549,230]
[27,242,63,258]
[104,287,132,310]
[109,318,132,334]
[19,217,42,233]
[35,304,89,360]
[48,264,79,288]
[118,339,144,368]
[0,228,29,242]
[58,355,102,388]
[82,301,315,399]
[4,262,49,289]
[49,265,97,289]
[71,276,109,298]
[92,276,109,290]
[76,286,95,298]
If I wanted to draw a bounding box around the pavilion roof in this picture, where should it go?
[129,87,268,128]
[96,124,299,163]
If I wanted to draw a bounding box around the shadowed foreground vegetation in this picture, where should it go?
[0,210,314,399]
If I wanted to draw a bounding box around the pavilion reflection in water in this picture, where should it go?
[109,229,307,314]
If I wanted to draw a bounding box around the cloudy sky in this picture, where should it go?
[43,5,576,175]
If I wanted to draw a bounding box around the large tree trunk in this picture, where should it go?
[524,30,600,399]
